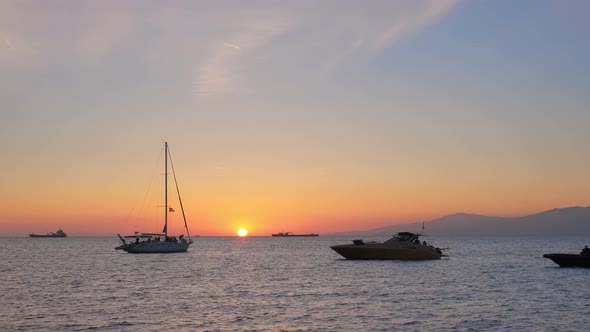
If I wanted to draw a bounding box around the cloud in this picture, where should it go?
[371,0,460,52]
[193,10,299,97]
[0,33,33,68]
[193,49,238,98]
[192,1,460,96]
[4,38,15,50]
[223,42,241,51]
[0,2,140,68]
[319,0,460,72]
[0,1,460,95]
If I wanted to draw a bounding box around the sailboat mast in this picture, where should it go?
[164,141,168,237]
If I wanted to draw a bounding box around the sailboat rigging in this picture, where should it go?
[115,142,193,253]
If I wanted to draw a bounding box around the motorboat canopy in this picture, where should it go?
[385,232,420,243]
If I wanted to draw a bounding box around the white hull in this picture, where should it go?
[117,241,191,253]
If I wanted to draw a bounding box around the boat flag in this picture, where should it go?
[169,207,175,212]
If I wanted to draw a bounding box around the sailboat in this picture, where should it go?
[115,142,193,253]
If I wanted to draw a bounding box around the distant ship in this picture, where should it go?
[29,229,67,238]
[330,232,444,260]
[272,232,319,237]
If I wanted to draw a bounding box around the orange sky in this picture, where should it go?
[2,147,588,236]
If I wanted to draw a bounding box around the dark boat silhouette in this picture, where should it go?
[29,229,67,238]
[331,232,444,260]
[271,232,319,237]
[544,247,590,267]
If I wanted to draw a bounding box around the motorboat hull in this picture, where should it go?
[331,244,442,260]
[272,234,319,237]
[543,253,590,268]
[117,241,191,254]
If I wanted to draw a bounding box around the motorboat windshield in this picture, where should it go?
[386,232,419,243]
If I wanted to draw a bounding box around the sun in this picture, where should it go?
[237,228,248,237]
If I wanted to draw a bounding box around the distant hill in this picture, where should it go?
[333,207,590,237]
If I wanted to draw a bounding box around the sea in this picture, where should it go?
[2,236,590,331]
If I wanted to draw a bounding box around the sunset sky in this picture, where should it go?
[1,1,589,236]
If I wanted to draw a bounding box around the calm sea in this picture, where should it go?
[2,236,590,331]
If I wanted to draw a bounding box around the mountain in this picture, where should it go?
[338,207,590,237]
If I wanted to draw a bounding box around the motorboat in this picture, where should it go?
[331,232,444,260]
[29,229,67,238]
[544,246,590,267]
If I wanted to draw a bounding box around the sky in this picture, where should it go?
[1,0,589,236]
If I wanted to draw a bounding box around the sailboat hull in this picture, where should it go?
[118,241,191,254]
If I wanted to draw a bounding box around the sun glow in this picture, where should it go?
[237,228,248,237]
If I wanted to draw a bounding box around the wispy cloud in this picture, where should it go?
[193,10,299,97]
[223,42,241,51]
[371,0,459,52]
[0,2,139,68]
[319,0,460,72]
[4,38,15,50]
[0,1,460,95]
[0,33,32,67]
[193,47,239,98]
[192,1,460,96]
